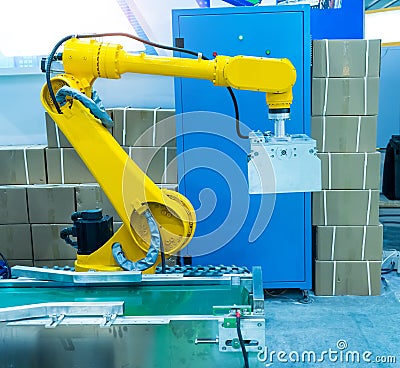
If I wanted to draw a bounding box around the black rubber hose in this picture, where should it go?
[46,34,75,114]
[46,32,247,139]
[236,314,249,368]
[76,32,201,58]
[227,86,248,139]
[75,33,247,139]
[0,252,11,279]
[159,238,166,274]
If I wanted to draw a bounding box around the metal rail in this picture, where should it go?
[0,301,124,323]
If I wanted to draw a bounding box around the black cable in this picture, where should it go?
[236,313,249,368]
[0,252,11,279]
[381,265,395,274]
[75,33,247,139]
[46,34,75,114]
[76,32,201,58]
[46,32,246,139]
[159,237,166,274]
[227,87,248,139]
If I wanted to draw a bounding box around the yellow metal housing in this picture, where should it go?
[62,38,296,109]
[41,38,297,272]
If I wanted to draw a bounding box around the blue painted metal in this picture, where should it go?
[310,0,364,39]
[173,5,312,289]
[219,0,364,39]
[0,261,8,279]
[222,0,262,5]
[196,0,210,7]
[116,0,158,55]
[377,46,400,148]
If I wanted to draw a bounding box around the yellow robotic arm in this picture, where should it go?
[59,38,296,111]
[41,37,296,272]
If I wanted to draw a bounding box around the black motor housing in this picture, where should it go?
[382,135,400,200]
[60,209,114,255]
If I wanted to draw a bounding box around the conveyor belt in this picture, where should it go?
[155,264,251,276]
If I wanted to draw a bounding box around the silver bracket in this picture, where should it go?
[218,317,265,353]
[231,276,241,286]
[11,266,142,285]
[195,338,219,345]
[0,301,124,324]
[45,313,65,328]
[248,130,321,194]
[251,266,265,315]
[100,313,118,328]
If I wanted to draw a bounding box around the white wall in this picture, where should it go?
[365,10,400,44]
[0,74,174,145]
[0,0,196,145]
[0,0,281,145]
[365,10,400,147]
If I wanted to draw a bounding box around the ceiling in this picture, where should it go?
[365,0,400,11]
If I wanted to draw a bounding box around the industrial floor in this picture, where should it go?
[262,218,400,368]
[263,273,399,367]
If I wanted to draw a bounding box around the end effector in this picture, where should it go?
[247,97,321,194]
[269,110,290,138]
[266,86,293,139]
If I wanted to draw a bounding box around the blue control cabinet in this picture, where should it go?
[173,5,311,289]
[310,0,364,40]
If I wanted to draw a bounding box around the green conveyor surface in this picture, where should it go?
[1,285,249,316]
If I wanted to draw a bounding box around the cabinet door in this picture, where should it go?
[174,8,311,288]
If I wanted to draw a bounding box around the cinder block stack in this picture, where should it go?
[311,39,383,296]
[45,108,177,185]
[0,186,33,267]
[0,107,178,268]
[27,185,77,268]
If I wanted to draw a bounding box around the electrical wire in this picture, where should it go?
[381,264,395,274]
[76,32,200,58]
[264,288,288,297]
[77,33,247,139]
[46,32,247,139]
[159,237,166,274]
[382,250,398,265]
[46,34,75,114]
[227,86,248,139]
[236,311,249,368]
[0,252,11,279]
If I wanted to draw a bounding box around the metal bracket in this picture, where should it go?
[195,338,219,345]
[100,313,118,328]
[248,131,321,194]
[213,305,252,316]
[11,266,142,285]
[251,266,265,315]
[0,301,124,323]
[45,314,65,328]
[230,276,241,286]
[218,317,265,353]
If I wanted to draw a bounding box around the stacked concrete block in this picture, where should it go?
[312,39,383,296]
[45,109,113,149]
[0,182,179,268]
[112,108,176,147]
[27,185,77,266]
[0,145,47,185]
[112,107,177,184]
[0,107,178,268]
[44,108,177,185]
[0,186,32,266]
[0,185,76,267]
